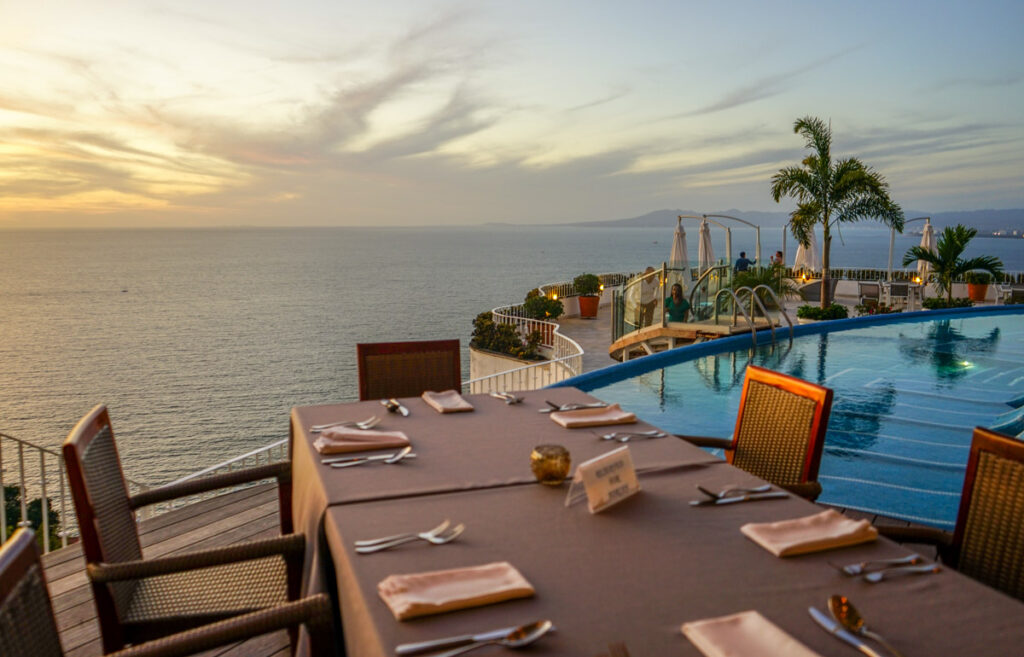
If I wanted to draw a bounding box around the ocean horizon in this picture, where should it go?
[2,225,1021,485]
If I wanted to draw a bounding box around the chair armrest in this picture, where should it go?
[780,481,822,501]
[88,533,304,584]
[675,434,733,450]
[110,594,332,657]
[129,461,290,509]
[877,525,952,546]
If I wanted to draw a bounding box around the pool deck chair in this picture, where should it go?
[858,282,881,308]
[675,365,833,500]
[63,404,306,653]
[357,339,461,401]
[878,426,1024,601]
[0,529,333,657]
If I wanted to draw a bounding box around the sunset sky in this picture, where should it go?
[2,1,1022,227]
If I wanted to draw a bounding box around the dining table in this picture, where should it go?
[291,388,1024,656]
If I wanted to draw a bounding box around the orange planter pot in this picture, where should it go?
[578,295,599,318]
[967,283,989,302]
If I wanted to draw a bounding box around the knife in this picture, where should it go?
[808,606,884,657]
[394,624,521,655]
[538,402,608,413]
[382,398,410,416]
[689,491,789,506]
[328,453,416,468]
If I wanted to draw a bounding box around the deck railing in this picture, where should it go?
[467,271,632,393]
[0,430,288,554]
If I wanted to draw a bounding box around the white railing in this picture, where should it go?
[465,271,636,393]
[0,430,288,554]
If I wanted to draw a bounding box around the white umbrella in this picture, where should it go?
[697,218,715,273]
[670,218,688,269]
[917,219,936,280]
[793,228,821,273]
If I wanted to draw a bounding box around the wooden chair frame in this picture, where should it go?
[356,339,461,401]
[677,365,833,499]
[63,405,304,653]
[0,529,333,657]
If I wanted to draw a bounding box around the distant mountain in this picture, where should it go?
[573,208,1024,232]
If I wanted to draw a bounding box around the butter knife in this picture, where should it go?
[394,624,521,655]
[689,491,789,506]
[808,606,884,657]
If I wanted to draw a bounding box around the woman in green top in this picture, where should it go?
[665,283,690,322]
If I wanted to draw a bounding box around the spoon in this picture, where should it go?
[828,595,906,657]
[433,620,553,657]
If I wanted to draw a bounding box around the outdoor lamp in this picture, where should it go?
[551,293,558,300]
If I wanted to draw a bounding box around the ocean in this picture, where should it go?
[1,225,1020,484]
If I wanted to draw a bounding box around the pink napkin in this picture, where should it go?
[549,403,636,428]
[682,610,824,657]
[313,428,410,455]
[378,561,534,621]
[422,390,474,414]
[741,509,878,557]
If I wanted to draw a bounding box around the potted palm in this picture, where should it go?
[573,273,602,319]
[903,224,1003,307]
[965,271,992,302]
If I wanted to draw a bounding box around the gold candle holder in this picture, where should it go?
[530,444,571,485]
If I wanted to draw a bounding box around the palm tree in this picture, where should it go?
[771,116,905,307]
[903,224,1004,302]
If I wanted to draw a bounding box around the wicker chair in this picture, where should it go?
[878,426,1024,600]
[0,529,332,657]
[357,339,461,401]
[63,405,306,653]
[675,365,833,500]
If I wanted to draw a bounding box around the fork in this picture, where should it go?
[311,416,380,432]
[354,519,450,547]
[863,562,941,583]
[696,484,772,499]
[599,430,666,442]
[831,553,923,576]
[355,523,465,554]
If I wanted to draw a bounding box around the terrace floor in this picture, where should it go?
[44,484,938,657]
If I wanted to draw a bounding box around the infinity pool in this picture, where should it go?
[558,306,1024,529]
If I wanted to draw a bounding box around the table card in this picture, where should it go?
[565,445,640,513]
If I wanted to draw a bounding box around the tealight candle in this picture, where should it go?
[530,444,571,485]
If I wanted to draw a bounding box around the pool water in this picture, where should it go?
[575,308,1024,528]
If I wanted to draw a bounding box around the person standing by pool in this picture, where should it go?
[640,266,659,326]
[735,251,756,272]
[665,283,690,322]
[771,251,784,266]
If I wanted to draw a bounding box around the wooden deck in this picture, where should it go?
[44,483,290,657]
[41,481,939,657]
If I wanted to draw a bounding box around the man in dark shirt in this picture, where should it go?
[735,251,755,272]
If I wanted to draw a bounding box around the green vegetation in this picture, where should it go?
[572,273,602,296]
[470,312,543,360]
[922,297,973,310]
[4,485,61,549]
[903,224,1004,303]
[771,116,904,308]
[522,289,564,319]
[732,264,798,308]
[964,271,992,285]
[797,303,849,320]
[854,303,900,317]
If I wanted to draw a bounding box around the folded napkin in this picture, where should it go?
[378,561,534,621]
[422,389,474,414]
[682,610,823,657]
[741,508,878,557]
[313,428,410,455]
[549,403,637,428]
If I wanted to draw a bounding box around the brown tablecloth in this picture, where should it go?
[290,389,712,592]
[324,467,1024,656]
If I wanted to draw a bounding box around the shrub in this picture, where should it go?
[470,312,543,360]
[796,303,848,320]
[964,271,993,285]
[522,294,563,320]
[922,297,973,310]
[573,273,602,296]
[854,303,901,317]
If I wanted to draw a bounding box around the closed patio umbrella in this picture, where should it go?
[670,217,688,270]
[793,228,821,273]
[698,218,715,273]
[917,219,936,280]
